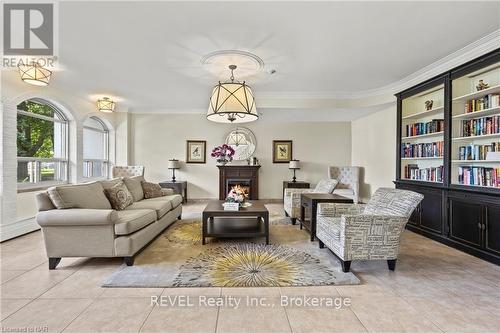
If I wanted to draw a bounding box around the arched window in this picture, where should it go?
[83,116,109,179]
[17,99,69,189]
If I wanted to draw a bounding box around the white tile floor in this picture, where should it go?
[1,201,500,333]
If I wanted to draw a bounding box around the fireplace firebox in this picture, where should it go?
[218,165,260,200]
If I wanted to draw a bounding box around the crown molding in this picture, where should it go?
[258,29,500,101]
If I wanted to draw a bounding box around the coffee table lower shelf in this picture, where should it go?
[203,217,269,245]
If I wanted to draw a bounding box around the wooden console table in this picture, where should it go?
[300,193,353,241]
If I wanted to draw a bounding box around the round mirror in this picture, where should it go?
[225,127,257,161]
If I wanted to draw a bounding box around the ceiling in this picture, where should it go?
[4,1,500,119]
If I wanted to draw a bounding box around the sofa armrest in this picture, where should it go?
[161,188,175,196]
[317,203,365,218]
[36,209,117,227]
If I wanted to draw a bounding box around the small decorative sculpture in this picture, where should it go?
[476,80,489,91]
[425,100,433,111]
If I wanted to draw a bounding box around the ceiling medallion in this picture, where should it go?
[18,62,52,86]
[201,50,264,79]
[207,65,258,123]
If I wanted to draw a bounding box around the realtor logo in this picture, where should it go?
[3,3,53,55]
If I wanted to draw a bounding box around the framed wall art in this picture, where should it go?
[273,140,292,163]
[186,140,206,164]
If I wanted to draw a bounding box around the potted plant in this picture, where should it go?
[211,144,235,165]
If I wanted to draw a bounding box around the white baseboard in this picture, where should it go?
[0,218,40,242]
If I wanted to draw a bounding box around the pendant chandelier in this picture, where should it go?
[207,65,258,123]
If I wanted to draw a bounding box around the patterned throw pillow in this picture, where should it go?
[104,181,134,210]
[141,181,165,199]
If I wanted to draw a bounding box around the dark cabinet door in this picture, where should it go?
[449,198,482,249]
[419,189,443,234]
[485,204,500,256]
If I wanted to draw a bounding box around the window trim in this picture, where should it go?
[16,99,69,191]
[82,116,109,180]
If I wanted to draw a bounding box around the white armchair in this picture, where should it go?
[328,166,360,203]
[283,179,338,224]
[316,188,423,272]
[112,165,145,178]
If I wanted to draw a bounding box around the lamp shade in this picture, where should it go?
[207,82,258,123]
[168,159,181,169]
[18,63,52,86]
[289,160,301,169]
[97,97,116,113]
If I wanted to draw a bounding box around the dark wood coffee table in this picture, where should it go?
[202,200,269,245]
[300,193,354,241]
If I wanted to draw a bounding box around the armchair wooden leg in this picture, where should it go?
[124,256,135,266]
[291,218,296,225]
[285,211,289,217]
[340,260,351,273]
[319,240,325,249]
[387,259,397,271]
[177,215,182,220]
[48,257,61,270]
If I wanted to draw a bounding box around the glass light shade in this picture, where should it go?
[97,97,116,113]
[168,159,181,169]
[18,63,52,86]
[207,82,258,123]
[289,160,301,169]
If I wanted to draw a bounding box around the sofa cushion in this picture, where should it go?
[142,181,165,199]
[313,179,338,193]
[104,181,134,211]
[147,194,182,208]
[123,176,145,202]
[114,209,156,235]
[125,198,172,219]
[48,182,112,209]
[35,192,56,211]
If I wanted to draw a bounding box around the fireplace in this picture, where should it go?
[218,165,260,200]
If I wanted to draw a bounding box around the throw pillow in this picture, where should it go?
[142,181,165,199]
[313,179,339,193]
[104,181,134,210]
[123,175,145,201]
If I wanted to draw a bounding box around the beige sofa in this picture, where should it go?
[35,176,182,269]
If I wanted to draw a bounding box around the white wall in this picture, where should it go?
[351,105,397,202]
[131,113,352,199]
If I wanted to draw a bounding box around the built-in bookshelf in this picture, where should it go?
[395,50,500,266]
[400,84,445,183]
[451,61,500,188]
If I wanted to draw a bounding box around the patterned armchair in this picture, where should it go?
[316,188,423,272]
[112,165,145,178]
[328,166,360,203]
[283,179,338,224]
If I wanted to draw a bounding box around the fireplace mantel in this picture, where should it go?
[218,165,261,200]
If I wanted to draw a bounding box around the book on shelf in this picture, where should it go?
[458,166,500,188]
[464,93,500,113]
[401,141,444,158]
[458,142,500,160]
[404,164,443,182]
[460,115,500,137]
[405,119,444,137]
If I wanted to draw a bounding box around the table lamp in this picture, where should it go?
[168,159,181,182]
[289,159,301,183]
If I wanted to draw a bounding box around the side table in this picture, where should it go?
[159,180,187,203]
[300,193,353,241]
[282,181,310,200]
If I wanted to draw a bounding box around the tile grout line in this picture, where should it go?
[214,287,222,333]
[397,296,446,333]
[60,298,98,332]
[136,296,158,333]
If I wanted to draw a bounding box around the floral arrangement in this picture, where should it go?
[226,185,248,204]
[211,144,235,164]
